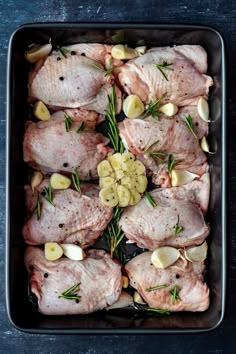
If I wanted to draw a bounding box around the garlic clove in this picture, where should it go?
[197,97,210,122]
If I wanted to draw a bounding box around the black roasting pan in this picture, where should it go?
[6,23,226,333]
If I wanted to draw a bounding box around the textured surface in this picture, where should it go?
[1,0,236,353]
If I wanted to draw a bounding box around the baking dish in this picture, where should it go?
[6,23,226,333]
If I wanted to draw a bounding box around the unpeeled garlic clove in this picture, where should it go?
[184,241,208,263]
[197,97,210,122]
[133,291,146,304]
[200,136,215,154]
[171,169,199,187]
[60,244,85,261]
[106,291,133,310]
[159,103,178,117]
[151,247,180,269]
[135,46,147,55]
[31,171,43,192]
[25,43,52,63]
[111,44,139,60]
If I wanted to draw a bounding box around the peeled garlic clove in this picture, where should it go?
[60,244,85,261]
[122,276,129,289]
[121,176,136,189]
[117,185,130,207]
[33,101,51,121]
[184,241,208,263]
[99,185,118,207]
[197,97,210,122]
[111,44,139,60]
[133,291,146,305]
[159,103,178,117]
[151,247,180,269]
[133,175,148,193]
[171,169,199,187]
[25,43,52,63]
[45,242,63,261]
[129,189,141,206]
[135,46,147,55]
[97,160,113,177]
[123,95,145,119]
[109,153,123,171]
[31,171,43,192]
[50,173,71,190]
[128,160,146,175]
[99,176,116,189]
[121,152,135,171]
[106,291,133,310]
[115,169,125,180]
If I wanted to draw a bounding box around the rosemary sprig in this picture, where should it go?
[169,285,181,304]
[105,206,125,261]
[145,284,168,292]
[144,141,167,163]
[147,308,171,315]
[167,154,176,174]
[76,122,93,133]
[41,183,53,204]
[57,46,69,58]
[72,168,81,193]
[144,97,163,119]
[155,60,173,81]
[174,215,184,235]
[93,63,116,76]
[65,113,73,132]
[105,86,125,153]
[144,140,159,152]
[183,114,197,139]
[150,151,167,163]
[59,282,81,301]
[144,191,157,208]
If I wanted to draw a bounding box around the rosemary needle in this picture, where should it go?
[59,282,81,301]
[64,113,73,132]
[93,63,116,76]
[144,191,156,208]
[72,168,81,193]
[145,284,168,291]
[169,285,181,304]
[155,61,173,81]
[147,308,171,315]
[57,46,69,58]
[183,114,197,139]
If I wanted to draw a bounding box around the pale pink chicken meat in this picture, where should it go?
[115,45,213,106]
[25,247,122,315]
[125,251,209,312]
[119,174,210,250]
[23,181,113,247]
[29,44,122,114]
[119,106,208,187]
[23,112,112,178]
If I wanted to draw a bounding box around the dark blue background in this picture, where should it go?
[1,1,235,353]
